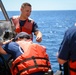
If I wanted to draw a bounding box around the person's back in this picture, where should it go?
[11,40,51,75]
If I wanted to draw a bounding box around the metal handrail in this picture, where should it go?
[0,0,10,21]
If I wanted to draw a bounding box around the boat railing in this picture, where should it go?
[0,0,10,21]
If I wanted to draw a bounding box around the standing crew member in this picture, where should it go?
[12,2,42,42]
[57,26,76,75]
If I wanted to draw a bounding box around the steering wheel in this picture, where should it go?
[0,54,12,75]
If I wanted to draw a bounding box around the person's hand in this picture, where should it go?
[36,36,42,42]
[3,38,14,44]
[35,30,42,42]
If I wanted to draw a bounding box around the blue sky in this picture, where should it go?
[1,0,76,11]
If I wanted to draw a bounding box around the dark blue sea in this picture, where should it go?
[0,10,76,72]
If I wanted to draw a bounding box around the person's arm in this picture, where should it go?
[3,38,14,44]
[0,45,7,54]
[32,22,42,42]
[57,30,70,64]
[57,58,67,65]
[0,38,14,54]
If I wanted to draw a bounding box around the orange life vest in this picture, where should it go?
[69,60,76,75]
[11,41,51,75]
[12,16,34,39]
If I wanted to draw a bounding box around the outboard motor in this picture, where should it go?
[0,20,16,42]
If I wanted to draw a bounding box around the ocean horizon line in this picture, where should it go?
[0,10,76,12]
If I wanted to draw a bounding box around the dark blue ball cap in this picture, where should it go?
[15,32,30,40]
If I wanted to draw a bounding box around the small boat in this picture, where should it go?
[0,0,68,75]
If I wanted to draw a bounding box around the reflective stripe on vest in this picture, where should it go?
[11,41,51,75]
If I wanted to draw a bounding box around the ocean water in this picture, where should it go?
[0,10,76,72]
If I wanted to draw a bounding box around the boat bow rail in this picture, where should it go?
[0,0,9,21]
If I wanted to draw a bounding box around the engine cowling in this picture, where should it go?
[0,20,16,42]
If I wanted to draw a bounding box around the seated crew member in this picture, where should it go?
[0,32,51,75]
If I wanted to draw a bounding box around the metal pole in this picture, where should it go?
[0,0,10,21]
